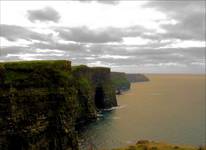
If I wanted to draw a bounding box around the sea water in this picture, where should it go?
[79,74,206,149]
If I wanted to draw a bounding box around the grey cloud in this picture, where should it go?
[1,23,204,73]
[0,41,90,62]
[144,1,205,41]
[55,25,151,43]
[160,12,205,40]
[1,42,205,73]
[77,0,119,5]
[119,26,151,37]
[86,44,205,66]
[56,27,123,43]
[27,7,60,23]
[30,42,85,51]
[0,46,29,56]
[0,24,155,46]
[0,24,50,41]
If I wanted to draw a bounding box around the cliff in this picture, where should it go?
[91,67,117,108]
[111,72,130,93]
[72,65,117,125]
[0,60,117,150]
[111,72,149,93]
[72,65,117,109]
[126,74,149,83]
[113,140,205,150]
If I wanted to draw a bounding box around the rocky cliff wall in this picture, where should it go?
[91,67,117,108]
[0,60,79,150]
[126,74,149,83]
[72,65,117,112]
[0,60,117,150]
[111,72,131,92]
[72,65,96,125]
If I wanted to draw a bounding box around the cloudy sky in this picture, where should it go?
[0,0,205,73]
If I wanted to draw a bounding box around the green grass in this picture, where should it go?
[72,65,88,71]
[113,141,205,150]
[111,72,130,90]
[0,60,71,71]
[0,60,72,88]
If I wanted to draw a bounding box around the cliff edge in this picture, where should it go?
[126,74,149,83]
[111,72,131,93]
[0,60,117,150]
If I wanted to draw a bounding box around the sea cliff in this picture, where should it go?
[0,60,117,150]
[126,74,149,83]
[110,72,149,94]
[111,72,131,93]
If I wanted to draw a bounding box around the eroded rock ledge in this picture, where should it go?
[0,60,117,150]
[110,72,149,94]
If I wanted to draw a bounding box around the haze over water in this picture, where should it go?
[79,74,206,149]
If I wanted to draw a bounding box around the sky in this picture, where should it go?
[0,0,205,74]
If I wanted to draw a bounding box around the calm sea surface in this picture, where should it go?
[79,75,206,149]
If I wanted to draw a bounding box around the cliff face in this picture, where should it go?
[91,67,117,108]
[0,60,79,150]
[126,74,149,83]
[0,60,117,150]
[111,72,131,92]
[72,66,117,112]
[72,65,96,125]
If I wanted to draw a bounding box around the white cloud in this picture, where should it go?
[144,62,186,67]
[0,37,31,47]
[123,37,152,45]
[0,1,168,30]
[85,57,96,60]
[175,40,205,48]
[160,39,205,48]
[191,62,205,66]
[87,61,104,66]
[35,49,65,53]
[99,54,132,59]
[5,53,65,61]
[170,53,184,57]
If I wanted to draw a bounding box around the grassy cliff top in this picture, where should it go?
[111,72,130,90]
[0,60,72,88]
[126,73,149,82]
[72,65,89,73]
[72,65,111,74]
[0,60,71,71]
[72,65,110,71]
[91,67,111,72]
[114,140,205,150]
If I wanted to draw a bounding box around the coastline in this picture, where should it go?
[113,140,206,150]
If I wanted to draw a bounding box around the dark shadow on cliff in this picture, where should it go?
[94,87,105,109]
[8,135,28,150]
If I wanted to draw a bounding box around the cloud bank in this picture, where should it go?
[0,1,205,74]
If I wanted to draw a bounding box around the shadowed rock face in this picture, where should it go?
[91,67,117,108]
[95,87,104,109]
[0,60,78,150]
[111,72,131,92]
[126,74,149,83]
[0,61,117,150]
[72,65,117,111]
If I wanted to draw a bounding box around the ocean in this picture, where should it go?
[79,74,206,149]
